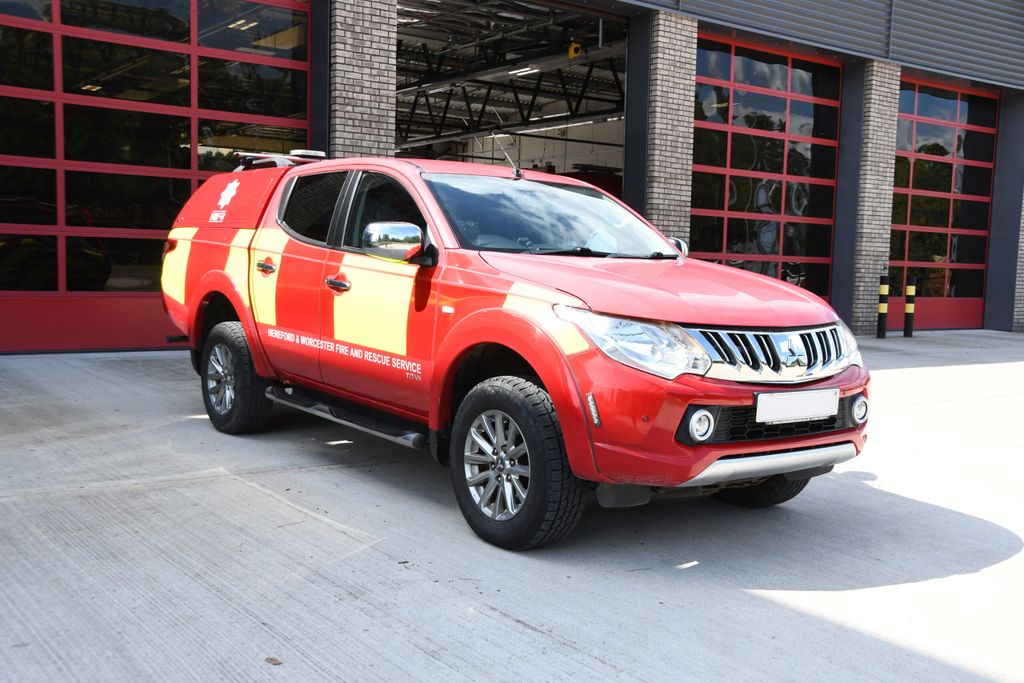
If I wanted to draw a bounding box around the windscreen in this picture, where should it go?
[423,174,675,258]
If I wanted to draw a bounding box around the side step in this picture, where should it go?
[265,386,428,450]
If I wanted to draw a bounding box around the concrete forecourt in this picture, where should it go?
[0,330,1021,681]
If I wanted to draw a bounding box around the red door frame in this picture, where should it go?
[690,33,842,300]
[888,76,999,331]
[0,0,311,352]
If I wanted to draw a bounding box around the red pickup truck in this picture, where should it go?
[161,153,869,549]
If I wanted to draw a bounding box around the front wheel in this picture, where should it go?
[200,321,273,434]
[450,376,584,550]
[712,475,810,508]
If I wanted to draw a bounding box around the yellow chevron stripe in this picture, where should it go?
[224,229,255,308]
[250,228,290,327]
[160,227,198,305]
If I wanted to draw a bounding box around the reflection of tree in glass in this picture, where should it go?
[62,0,190,43]
[740,111,785,132]
[0,24,53,88]
[917,141,952,157]
[199,60,306,119]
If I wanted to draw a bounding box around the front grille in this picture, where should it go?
[683,324,854,384]
[676,395,859,446]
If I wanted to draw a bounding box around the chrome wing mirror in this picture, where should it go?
[362,222,424,262]
[670,237,689,258]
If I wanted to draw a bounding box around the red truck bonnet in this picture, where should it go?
[478,252,839,329]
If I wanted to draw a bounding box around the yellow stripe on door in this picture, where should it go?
[161,227,198,305]
[250,228,291,327]
[332,265,416,356]
[224,229,256,308]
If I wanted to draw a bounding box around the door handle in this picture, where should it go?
[325,277,351,292]
[256,258,276,274]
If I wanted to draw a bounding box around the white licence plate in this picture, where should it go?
[755,388,840,424]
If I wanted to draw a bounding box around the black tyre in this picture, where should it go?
[200,321,273,434]
[712,475,810,508]
[450,376,585,550]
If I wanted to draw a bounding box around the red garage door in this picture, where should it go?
[888,78,998,329]
[690,35,841,300]
[0,0,311,352]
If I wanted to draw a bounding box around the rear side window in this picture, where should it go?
[281,171,347,244]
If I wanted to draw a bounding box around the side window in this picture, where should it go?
[280,171,348,244]
[344,172,427,248]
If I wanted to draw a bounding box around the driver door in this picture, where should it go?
[319,171,439,416]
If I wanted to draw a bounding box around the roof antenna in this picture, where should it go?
[489,106,522,178]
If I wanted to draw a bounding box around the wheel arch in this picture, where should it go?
[187,271,273,377]
[432,309,599,481]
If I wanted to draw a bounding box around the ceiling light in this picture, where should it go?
[80,84,102,91]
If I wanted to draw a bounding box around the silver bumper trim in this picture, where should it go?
[677,442,857,488]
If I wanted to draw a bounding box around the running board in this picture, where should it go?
[266,386,428,450]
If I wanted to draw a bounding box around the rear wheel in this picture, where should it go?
[450,376,584,550]
[201,321,273,434]
[712,475,810,508]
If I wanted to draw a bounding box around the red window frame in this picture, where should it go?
[888,76,998,329]
[690,34,842,299]
[0,0,311,296]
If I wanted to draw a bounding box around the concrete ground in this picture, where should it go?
[1,330,1022,682]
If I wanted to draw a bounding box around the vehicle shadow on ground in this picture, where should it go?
[250,406,1023,594]
[291,422,1022,593]
[548,469,1022,592]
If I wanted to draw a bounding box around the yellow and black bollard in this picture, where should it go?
[876,274,889,339]
[903,276,916,337]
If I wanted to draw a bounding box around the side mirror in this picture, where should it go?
[670,237,689,258]
[362,222,424,262]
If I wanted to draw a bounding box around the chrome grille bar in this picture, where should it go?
[685,324,853,384]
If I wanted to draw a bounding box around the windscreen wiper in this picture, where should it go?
[524,246,613,257]
[604,251,680,259]
[523,247,678,259]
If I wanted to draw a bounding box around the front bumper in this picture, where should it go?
[675,442,857,488]
[566,349,870,487]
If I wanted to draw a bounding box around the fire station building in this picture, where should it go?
[2,0,1023,352]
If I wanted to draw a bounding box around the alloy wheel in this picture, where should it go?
[206,342,236,415]
[463,409,531,521]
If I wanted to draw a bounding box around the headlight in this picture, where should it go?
[554,306,711,380]
[838,321,864,368]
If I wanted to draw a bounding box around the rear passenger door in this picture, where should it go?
[319,171,439,415]
[251,170,348,382]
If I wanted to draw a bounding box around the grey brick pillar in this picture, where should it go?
[1014,204,1024,332]
[622,12,697,240]
[645,13,697,239]
[832,60,901,334]
[328,0,396,157]
[985,91,1024,332]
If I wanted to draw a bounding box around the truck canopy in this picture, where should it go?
[172,167,289,230]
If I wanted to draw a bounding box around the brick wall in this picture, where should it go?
[644,12,697,240]
[850,61,901,334]
[329,0,396,158]
[1015,194,1024,332]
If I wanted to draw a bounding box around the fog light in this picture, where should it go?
[688,408,716,442]
[852,395,869,424]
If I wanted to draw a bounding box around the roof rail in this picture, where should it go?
[233,149,327,171]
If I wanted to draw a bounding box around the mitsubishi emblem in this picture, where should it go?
[778,338,806,368]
